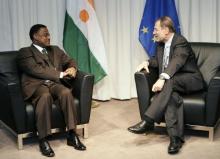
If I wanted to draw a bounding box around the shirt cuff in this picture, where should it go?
[60,72,64,78]
[160,73,170,80]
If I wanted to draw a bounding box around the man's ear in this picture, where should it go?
[33,34,38,41]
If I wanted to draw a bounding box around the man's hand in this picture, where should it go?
[152,79,165,92]
[64,67,77,78]
[136,61,149,73]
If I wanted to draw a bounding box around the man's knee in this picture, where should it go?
[59,88,72,97]
[35,93,53,113]
[39,92,52,101]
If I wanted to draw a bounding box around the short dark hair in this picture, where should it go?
[29,24,47,41]
[157,16,176,33]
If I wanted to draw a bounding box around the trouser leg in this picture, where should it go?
[144,73,203,139]
[31,85,53,139]
[145,80,173,122]
[165,92,184,140]
[50,84,77,130]
[144,73,191,123]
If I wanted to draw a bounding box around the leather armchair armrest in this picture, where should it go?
[205,70,220,125]
[134,67,158,120]
[70,71,94,124]
[0,82,26,133]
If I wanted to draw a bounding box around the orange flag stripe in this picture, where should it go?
[88,0,95,9]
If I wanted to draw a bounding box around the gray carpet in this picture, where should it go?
[0,99,220,159]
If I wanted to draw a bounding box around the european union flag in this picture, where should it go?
[139,0,181,57]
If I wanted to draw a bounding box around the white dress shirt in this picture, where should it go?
[160,34,174,80]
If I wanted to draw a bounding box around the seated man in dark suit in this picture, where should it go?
[17,24,86,157]
[128,16,204,154]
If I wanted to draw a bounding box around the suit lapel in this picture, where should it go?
[157,44,164,62]
[157,43,164,73]
[169,34,178,60]
[30,45,55,67]
[30,45,47,62]
[156,34,178,73]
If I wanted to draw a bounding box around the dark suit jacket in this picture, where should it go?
[17,45,77,100]
[149,34,201,78]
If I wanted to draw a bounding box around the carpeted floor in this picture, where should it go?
[0,99,220,159]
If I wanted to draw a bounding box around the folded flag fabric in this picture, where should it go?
[63,0,108,83]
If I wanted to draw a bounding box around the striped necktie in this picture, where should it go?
[42,48,48,55]
[42,48,54,68]
[162,45,170,72]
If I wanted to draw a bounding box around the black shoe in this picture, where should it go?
[168,136,184,154]
[67,134,86,151]
[39,139,55,157]
[127,120,154,134]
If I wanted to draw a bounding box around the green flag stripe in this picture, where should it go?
[63,12,106,83]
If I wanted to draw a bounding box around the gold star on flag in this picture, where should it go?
[141,26,148,34]
[152,36,157,43]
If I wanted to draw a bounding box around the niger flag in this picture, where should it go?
[63,0,108,83]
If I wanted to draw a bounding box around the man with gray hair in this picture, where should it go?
[128,16,204,154]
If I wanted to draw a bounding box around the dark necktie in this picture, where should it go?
[42,48,54,68]
[42,48,48,56]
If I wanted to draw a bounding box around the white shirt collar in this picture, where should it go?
[33,44,44,53]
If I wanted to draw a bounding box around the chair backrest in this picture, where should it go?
[190,42,220,87]
[0,51,20,85]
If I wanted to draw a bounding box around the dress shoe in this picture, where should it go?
[67,134,86,151]
[127,120,154,134]
[168,136,184,154]
[39,139,55,157]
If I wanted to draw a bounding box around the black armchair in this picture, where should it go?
[135,42,220,141]
[0,50,94,149]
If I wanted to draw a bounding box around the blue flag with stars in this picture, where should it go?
[139,0,181,57]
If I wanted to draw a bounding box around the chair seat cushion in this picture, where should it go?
[183,91,206,125]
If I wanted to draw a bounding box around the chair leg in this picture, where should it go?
[82,124,89,139]
[208,128,214,141]
[0,120,24,149]
[17,134,23,150]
